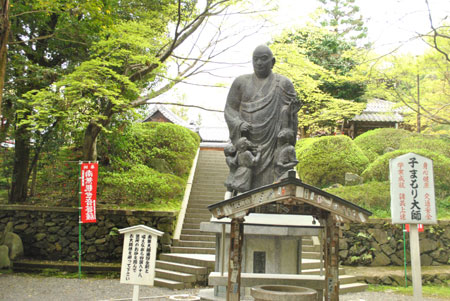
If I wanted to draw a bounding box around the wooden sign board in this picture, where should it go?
[119,225,163,286]
[390,153,437,225]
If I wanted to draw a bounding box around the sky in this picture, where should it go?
[152,0,449,127]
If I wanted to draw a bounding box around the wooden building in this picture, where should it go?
[342,98,409,138]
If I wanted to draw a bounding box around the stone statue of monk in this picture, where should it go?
[224,45,301,191]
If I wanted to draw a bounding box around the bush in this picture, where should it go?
[399,134,450,158]
[362,149,450,200]
[99,164,185,207]
[296,135,369,188]
[98,122,200,178]
[325,181,390,215]
[354,128,413,162]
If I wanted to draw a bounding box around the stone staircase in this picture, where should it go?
[154,147,368,294]
[154,148,227,289]
[300,237,369,294]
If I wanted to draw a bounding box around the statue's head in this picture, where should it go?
[278,128,295,145]
[252,45,275,79]
[236,137,251,152]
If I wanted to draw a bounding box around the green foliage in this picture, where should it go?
[317,0,368,43]
[362,149,450,200]
[399,134,450,158]
[99,164,185,207]
[296,135,369,187]
[354,128,414,162]
[325,181,391,213]
[98,122,200,178]
[271,26,366,136]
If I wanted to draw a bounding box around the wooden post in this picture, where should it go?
[227,218,244,301]
[409,224,423,300]
[323,213,340,301]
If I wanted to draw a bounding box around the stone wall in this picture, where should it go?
[339,219,449,267]
[0,205,177,262]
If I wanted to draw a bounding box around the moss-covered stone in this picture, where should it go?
[296,135,369,188]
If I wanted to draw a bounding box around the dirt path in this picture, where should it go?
[0,273,448,301]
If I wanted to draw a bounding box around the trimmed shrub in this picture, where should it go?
[325,181,390,216]
[362,149,450,200]
[99,164,185,207]
[399,134,450,158]
[354,128,413,162]
[296,135,369,188]
[99,122,200,178]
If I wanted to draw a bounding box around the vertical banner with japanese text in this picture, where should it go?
[80,162,98,223]
[389,153,436,225]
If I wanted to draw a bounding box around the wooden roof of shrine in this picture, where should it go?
[207,171,372,223]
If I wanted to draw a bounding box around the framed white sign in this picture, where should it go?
[119,225,163,286]
[390,153,437,224]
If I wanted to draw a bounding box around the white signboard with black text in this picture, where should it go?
[390,153,437,224]
[119,225,163,286]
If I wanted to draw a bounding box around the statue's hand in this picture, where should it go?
[240,122,252,133]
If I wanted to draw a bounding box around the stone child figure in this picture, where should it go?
[230,137,261,193]
[224,143,237,199]
[274,128,299,181]
[224,44,301,191]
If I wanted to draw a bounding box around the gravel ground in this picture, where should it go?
[0,274,447,301]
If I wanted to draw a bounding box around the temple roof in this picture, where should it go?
[207,171,372,223]
[351,98,408,123]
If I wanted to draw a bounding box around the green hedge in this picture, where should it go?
[325,181,391,217]
[99,164,185,208]
[399,134,450,157]
[361,149,450,199]
[296,135,369,188]
[354,128,413,162]
[99,122,200,178]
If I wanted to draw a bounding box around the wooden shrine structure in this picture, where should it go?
[207,171,372,301]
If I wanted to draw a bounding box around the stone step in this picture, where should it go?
[300,267,345,275]
[171,246,216,255]
[173,240,216,248]
[154,277,185,290]
[155,268,197,283]
[339,275,359,285]
[302,245,321,252]
[159,253,215,269]
[181,229,206,235]
[185,212,213,219]
[340,282,369,294]
[184,217,211,224]
[299,259,321,270]
[156,260,207,276]
[180,234,215,242]
[182,223,201,230]
[185,209,212,216]
[301,252,321,260]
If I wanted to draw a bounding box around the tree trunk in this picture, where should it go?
[0,0,10,117]
[82,122,102,161]
[10,125,30,203]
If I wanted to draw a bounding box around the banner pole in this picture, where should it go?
[78,161,83,280]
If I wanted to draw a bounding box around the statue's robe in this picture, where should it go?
[225,73,300,190]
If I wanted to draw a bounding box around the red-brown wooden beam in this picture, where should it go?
[227,217,244,301]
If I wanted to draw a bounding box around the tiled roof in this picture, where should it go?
[142,104,197,131]
[351,98,407,123]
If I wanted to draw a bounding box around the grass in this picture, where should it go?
[368,283,450,299]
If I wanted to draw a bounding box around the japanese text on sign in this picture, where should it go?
[80,163,98,223]
[390,153,437,224]
[120,230,154,285]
